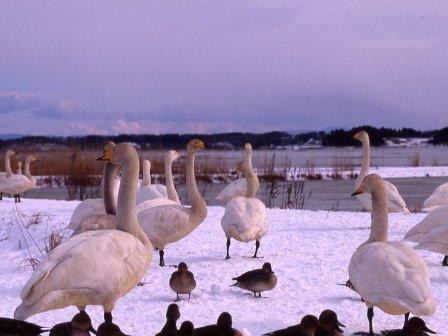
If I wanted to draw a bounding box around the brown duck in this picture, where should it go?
[381,317,436,336]
[262,315,319,336]
[179,321,195,336]
[194,312,242,336]
[0,317,47,336]
[49,311,97,336]
[315,310,345,336]
[155,304,180,336]
[96,322,129,336]
[231,262,277,297]
[169,262,196,300]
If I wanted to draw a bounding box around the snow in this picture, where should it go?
[0,199,446,335]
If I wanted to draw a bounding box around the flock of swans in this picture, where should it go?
[0,130,447,335]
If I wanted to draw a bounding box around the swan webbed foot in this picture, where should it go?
[442,255,448,266]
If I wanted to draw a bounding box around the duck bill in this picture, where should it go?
[89,326,98,334]
[337,320,346,331]
[336,325,344,332]
[424,326,436,334]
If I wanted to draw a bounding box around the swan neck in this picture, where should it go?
[245,172,258,198]
[186,150,207,224]
[165,156,180,204]
[142,161,151,186]
[356,137,370,188]
[117,154,151,246]
[25,157,33,180]
[368,186,389,242]
[5,152,13,176]
[103,162,117,215]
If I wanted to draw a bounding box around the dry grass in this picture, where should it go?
[409,152,421,167]
[329,156,354,179]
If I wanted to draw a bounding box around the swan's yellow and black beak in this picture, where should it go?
[195,140,205,150]
[351,187,363,196]
[97,147,113,161]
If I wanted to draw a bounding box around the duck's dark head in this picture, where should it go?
[72,311,97,334]
[178,262,189,273]
[319,309,345,332]
[167,303,180,321]
[179,321,195,336]
[97,322,129,336]
[262,262,274,274]
[404,317,436,334]
[301,315,319,333]
[217,312,233,330]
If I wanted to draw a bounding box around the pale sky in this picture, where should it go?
[0,1,447,135]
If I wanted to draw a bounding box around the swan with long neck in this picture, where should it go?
[353,131,410,213]
[14,143,152,327]
[68,142,120,230]
[221,156,268,259]
[0,149,17,200]
[216,143,258,206]
[136,159,168,205]
[348,174,435,335]
[1,155,38,202]
[138,139,207,266]
[136,150,182,213]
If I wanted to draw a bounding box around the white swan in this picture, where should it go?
[71,161,119,236]
[1,155,38,202]
[136,159,168,205]
[221,160,268,259]
[415,221,448,266]
[67,142,120,230]
[349,174,435,335]
[0,149,17,199]
[14,143,152,326]
[422,182,448,212]
[138,139,207,266]
[353,131,410,213]
[216,143,259,206]
[403,205,448,243]
[136,150,182,213]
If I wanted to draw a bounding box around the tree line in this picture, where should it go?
[1,126,447,150]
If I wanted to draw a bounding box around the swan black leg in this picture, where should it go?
[18,194,21,202]
[354,307,376,335]
[225,238,231,260]
[404,312,410,327]
[104,312,113,323]
[188,292,191,299]
[0,192,2,200]
[159,250,165,267]
[442,255,448,266]
[252,240,260,258]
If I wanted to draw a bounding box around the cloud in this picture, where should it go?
[0,92,39,113]
[112,119,142,134]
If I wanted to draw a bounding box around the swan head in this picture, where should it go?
[98,143,138,168]
[351,173,384,196]
[97,322,129,336]
[319,309,345,333]
[71,311,97,334]
[187,139,205,153]
[217,312,233,329]
[244,143,252,152]
[143,159,151,170]
[404,317,436,334]
[166,150,182,162]
[6,149,17,157]
[166,303,181,321]
[262,262,274,274]
[97,141,117,161]
[300,315,319,333]
[178,261,189,272]
[179,321,195,336]
[353,130,369,143]
[26,155,38,163]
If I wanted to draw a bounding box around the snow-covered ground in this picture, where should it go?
[0,199,447,335]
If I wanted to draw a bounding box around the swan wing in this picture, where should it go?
[68,199,104,230]
[415,223,448,254]
[216,178,247,205]
[349,241,434,316]
[384,180,409,213]
[423,182,448,212]
[403,205,448,243]
[137,198,177,213]
[71,214,116,236]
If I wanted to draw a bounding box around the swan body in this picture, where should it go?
[1,156,38,201]
[422,182,448,212]
[348,174,435,335]
[415,223,448,255]
[138,139,207,266]
[216,143,259,206]
[136,159,168,205]
[221,150,268,259]
[15,143,153,323]
[0,149,16,188]
[403,205,448,243]
[353,131,410,213]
